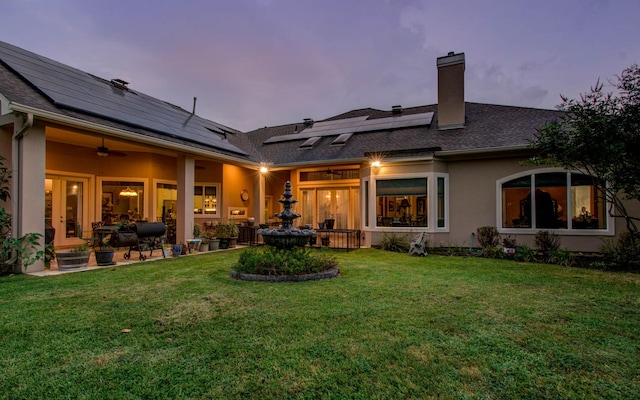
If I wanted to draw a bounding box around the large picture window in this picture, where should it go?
[101,180,144,223]
[500,171,606,231]
[299,187,359,229]
[375,178,428,227]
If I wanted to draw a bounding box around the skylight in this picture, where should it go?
[299,136,321,150]
[331,133,353,146]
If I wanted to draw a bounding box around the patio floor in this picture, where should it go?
[29,245,246,277]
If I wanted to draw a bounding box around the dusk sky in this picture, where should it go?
[2,0,639,132]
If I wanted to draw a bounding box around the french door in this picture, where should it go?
[46,175,90,247]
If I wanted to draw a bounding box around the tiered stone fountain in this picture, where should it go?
[258,181,315,249]
[232,181,338,282]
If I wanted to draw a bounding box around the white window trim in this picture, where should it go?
[98,176,148,220]
[370,172,450,233]
[194,182,221,217]
[434,173,449,231]
[496,168,614,236]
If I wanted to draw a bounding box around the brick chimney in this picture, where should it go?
[437,51,465,130]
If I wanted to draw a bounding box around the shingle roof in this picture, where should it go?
[245,103,561,165]
[0,40,249,159]
[0,40,562,167]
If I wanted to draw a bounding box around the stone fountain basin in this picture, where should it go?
[258,228,315,249]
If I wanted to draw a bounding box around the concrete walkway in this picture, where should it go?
[28,246,242,277]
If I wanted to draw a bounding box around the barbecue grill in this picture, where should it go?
[110,222,167,261]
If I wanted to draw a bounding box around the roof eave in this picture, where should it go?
[436,144,533,158]
[8,102,260,168]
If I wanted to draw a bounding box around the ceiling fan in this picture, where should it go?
[96,138,127,157]
[324,169,342,175]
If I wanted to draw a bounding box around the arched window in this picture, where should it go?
[499,170,607,231]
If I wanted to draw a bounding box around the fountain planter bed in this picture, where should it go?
[231,267,339,282]
[233,181,340,282]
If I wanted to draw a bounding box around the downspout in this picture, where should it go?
[11,112,34,243]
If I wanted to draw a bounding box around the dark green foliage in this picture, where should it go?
[531,64,640,233]
[0,156,43,274]
[502,235,517,248]
[600,231,640,271]
[482,246,504,259]
[380,233,410,253]
[234,246,337,275]
[535,230,561,255]
[546,248,575,267]
[476,226,500,248]
[513,245,537,263]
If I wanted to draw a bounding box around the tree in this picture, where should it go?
[530,64,640,234]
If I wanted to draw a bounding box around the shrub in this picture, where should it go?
[513,245,537,263]
[234,246,337,276]
[600,232,640,271]
[482,247,504,259]
[380,233,410,253]
[534,230,561,255]
[546,249,574,267]
[476,226,500,248]
[502,235,517,248]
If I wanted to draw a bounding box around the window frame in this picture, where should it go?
[496,168,613,236]
[193,182,220,216]
[369,172,449,232]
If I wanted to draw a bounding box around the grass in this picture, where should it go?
[1,248,639,399]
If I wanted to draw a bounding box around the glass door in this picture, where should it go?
[47,176,89,247]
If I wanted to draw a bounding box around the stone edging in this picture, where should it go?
[230,267,340,282]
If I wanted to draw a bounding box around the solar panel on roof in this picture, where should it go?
[0,41,246,155]
[264,115,368,144]
[264,112,434,144]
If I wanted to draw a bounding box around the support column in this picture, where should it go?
[176,154,195,245]
[254,171,266,224]
[18,121,46,273]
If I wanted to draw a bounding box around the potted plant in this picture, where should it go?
[216,220,239,249]
[94,234,115,266]
[194,224,209,251]
[162,242,172,257]
[171,243,183,256]
[203,224,219,250]
[186,238,201,253]
[55,241,91,271]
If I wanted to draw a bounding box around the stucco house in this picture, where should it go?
[0,41,629,273]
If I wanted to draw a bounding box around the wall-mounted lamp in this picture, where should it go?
[260,166,269,174]
[371,160,381,168]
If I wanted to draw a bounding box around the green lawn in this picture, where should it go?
[1,248,639,399]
